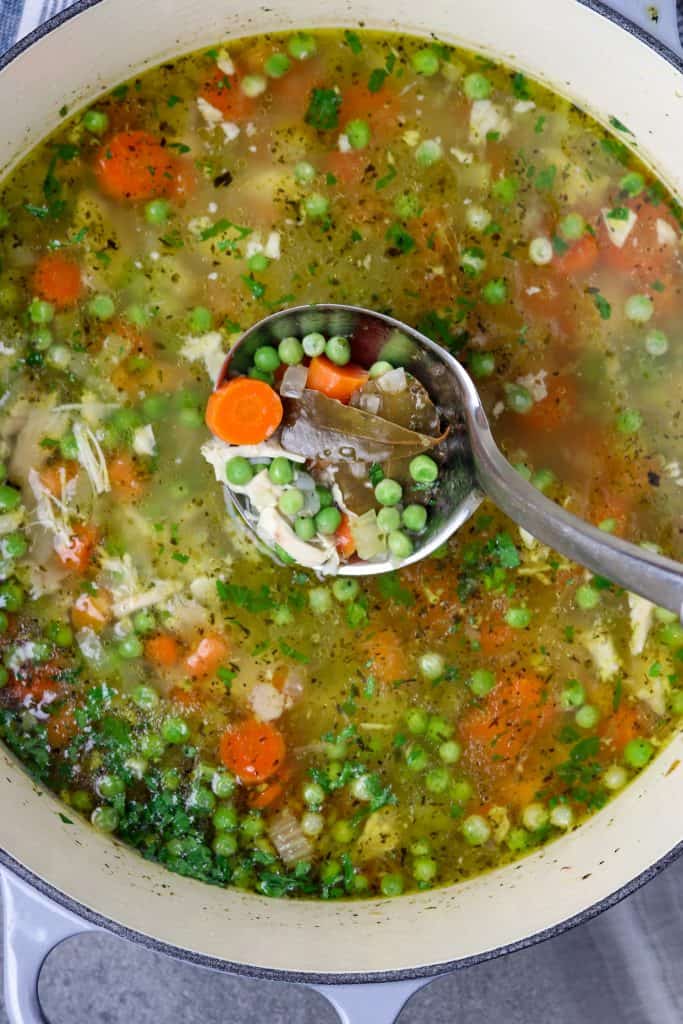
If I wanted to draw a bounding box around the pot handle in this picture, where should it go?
[1,867,98,1024]
[599,0,682,53]
[309,979,432,1024]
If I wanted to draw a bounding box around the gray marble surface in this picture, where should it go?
[0,856,679,1023]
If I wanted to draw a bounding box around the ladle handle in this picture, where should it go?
[471,424,683,622]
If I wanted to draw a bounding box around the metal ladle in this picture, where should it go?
[216,303,683,621]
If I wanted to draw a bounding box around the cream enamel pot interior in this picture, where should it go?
[1,1,683,1022]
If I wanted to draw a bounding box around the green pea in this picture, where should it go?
[576,584,600,610]
[189,785,216,815]
[118,634,143,660]
[46,621,73,648]
[368,360,394,379]
[302,331,325,356]
[616,408,643,435]
[451,779,474,805]
[278,488,305,517]
[278,337,304,365]
[464,72,491,99]
[492,177,518,204]
[161,769,180,791]
[29,298,54,324]
[245,252,268,275]
[346,119,371,149]
[254,346,281,373]
[0,485,21,514]
[468,668,495,697]
[576,704,600,729]
[439,740,461,764]
[309,586,332,614]
[377,507,401,532]
[482,278,508,304]
[268,457,294,485]
[315,506,342,535]
[426,767,450,793]
[162,716,190,744]
[419,652,445,681]
[97,774,125,799]
[304,193,329,219]
[240,812,265,838]
[462,814,491,845]
[406,708,428,734]
[558,212,585,240]
[670,690,683,716]
[70,790,94,813]
[83,109,109,135]
[188,306,213,333]
[375,478,403,506]
[0,581,24,612]
[409,455,438,484]
[294,515,316,541]
[560,679,585,709]
[507,827,530,852]
[32,326,53,351]
[132,609,156,635]
[659,622,683,648]
[505,607,531,628]
[211,772,236,798]
[645,329,668,357]
[315,485,333,508]
[91,806,119,833]
[144,199,170,225]
[402,504,427,532]
[241,74,267,98]
[213,832,238,857]
[88,294,115,320]
[388,531,413,559]
[294,161,316,186]
[287,32,317,60]
[380,872,404,897]
[139,731,165,759]
[142,394,169,420]
[265,52,291,78]
[332,819,355,844]
[325,335,351,366]
[412,47,440,76]
[332,578,359,603]
[531,468,555,494]
[624,737,654,768]
[415,139,443,167]
[426,715,453,743]
[504,382,534,414]
[469,351,495,378]
[619,171,645,197]
[393,193,421,219]
[226,457,254,487]
[131,684,160,711]
[624,294,653,323]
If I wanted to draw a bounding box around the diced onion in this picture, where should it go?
[280,364,308,397]
[376,367,407,394]
[350,509,387,560]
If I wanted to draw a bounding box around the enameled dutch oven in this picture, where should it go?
[1,2,682,1022]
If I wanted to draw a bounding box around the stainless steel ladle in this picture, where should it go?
[216,303,683,621]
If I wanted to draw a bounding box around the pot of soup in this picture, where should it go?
[0,1,682,1021]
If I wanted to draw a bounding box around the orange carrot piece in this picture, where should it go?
[108,454,144,500]
[478,616,514,656]
[219,719,286,784]
[248,779,285,809]
[600,202,677,281]
[47,705,78,749]
[306,356,368,403]
[32,252,82,309]
[602,702,648,751]
[205,377,283,444]
[95,131,177,202]
[200,66,256,121]
[323,149,368,186]
[271,58,323,116]
[39,460,78,497]
[362,628,409,684]
[460,673,552,765]
[522,374,578,433]
[335,514,357,558]
[553,234,599,277]
[55,523,98,573]
[70,590,111,631]
[186,633,230,679]
[340,83,400,137]
[145,633,181,667]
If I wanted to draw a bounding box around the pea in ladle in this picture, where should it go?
[215,303,683,622]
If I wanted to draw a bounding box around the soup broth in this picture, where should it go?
[0,28,680,899]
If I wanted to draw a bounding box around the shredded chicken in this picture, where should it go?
[73,420,110,495]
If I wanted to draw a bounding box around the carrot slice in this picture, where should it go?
[32,253,82,309]
[55,523,98,573]
[219,719,286,784]
[553,234,599,277]
[248,779,285,809]
[70,590,111,631]
[599,202,677,282]
[522,374,578,433]
[362,628,409,685]
[205,377,283,444]
[145,633,181,667]
[185,633,230,679]
[323,149,368,187]
[47,706,78,749]
[460,672,552,765]
[95,131,177,202]
[109,454,145,500]
[335,514,357,558]
[200,66,256,121]
[306,356,368,403]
